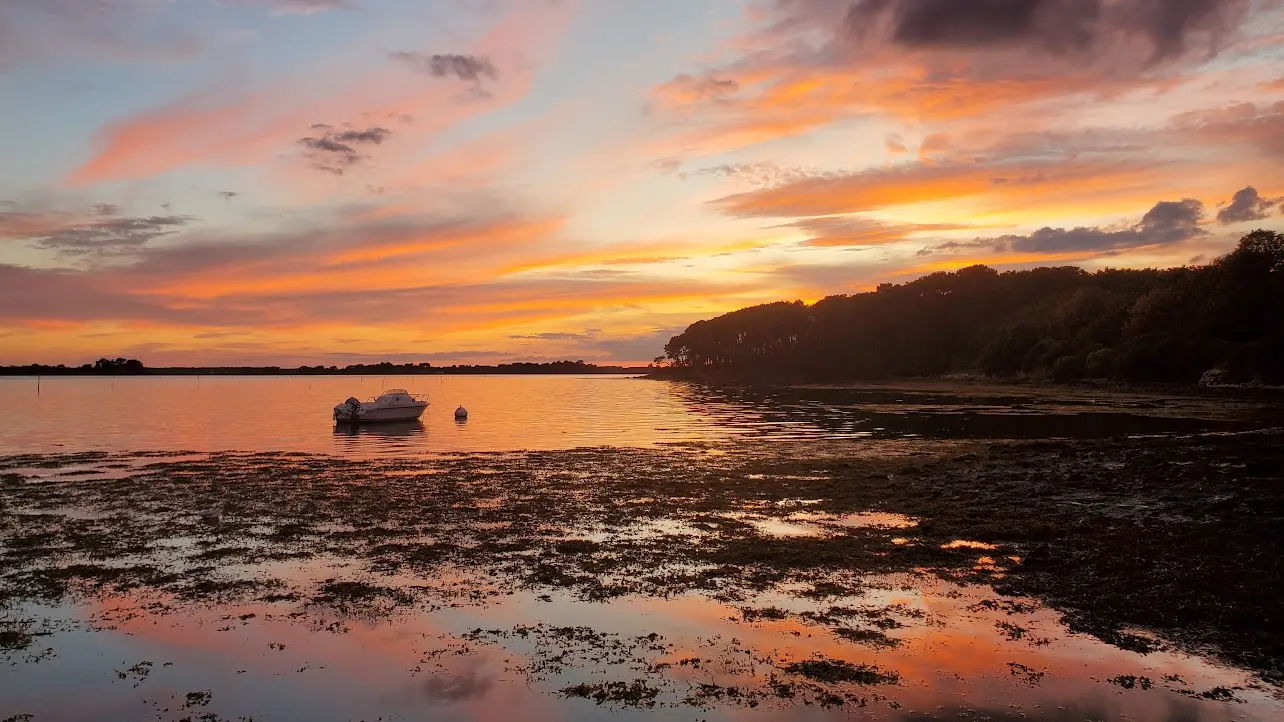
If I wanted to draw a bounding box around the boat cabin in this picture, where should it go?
[376,389,416,406]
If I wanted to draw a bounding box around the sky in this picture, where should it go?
[1,0,1283,367]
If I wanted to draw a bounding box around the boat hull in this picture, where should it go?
[334,389,429,425]
[334,403,427,424]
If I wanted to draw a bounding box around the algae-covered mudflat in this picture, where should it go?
[2,385,1283,721]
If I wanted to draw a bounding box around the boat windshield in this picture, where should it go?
[383,389,409,395]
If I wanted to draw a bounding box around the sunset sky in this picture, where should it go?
[2,0,1283,367]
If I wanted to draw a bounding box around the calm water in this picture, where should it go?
[0,375,1264,456]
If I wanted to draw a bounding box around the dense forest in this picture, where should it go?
[2,360,643,376]
[660,230,1284,385]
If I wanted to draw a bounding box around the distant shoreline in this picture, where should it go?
[1,363,650,377]
[639,368,1284,396]
[0,370,651,377]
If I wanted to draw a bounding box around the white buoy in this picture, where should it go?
[454,406,468,420]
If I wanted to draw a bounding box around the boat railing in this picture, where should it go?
[366,392,429,403]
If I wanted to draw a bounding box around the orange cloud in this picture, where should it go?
[710,159,1175,218]
[1170,100,1284,158]
[641,0,1271,160]
[504,237,768,275]
[644,58,1176,160]
[67,89,306,185]
[124,216,563,304]
[326,217,564,266]
[0,201,773,366]
[780,216,978,248]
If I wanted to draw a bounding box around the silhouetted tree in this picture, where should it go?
[91,357,145,374]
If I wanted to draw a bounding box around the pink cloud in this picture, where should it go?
[66,0,581,186]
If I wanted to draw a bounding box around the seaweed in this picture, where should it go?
[782,658,899,685]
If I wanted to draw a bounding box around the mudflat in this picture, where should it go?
[2,385,1282,720]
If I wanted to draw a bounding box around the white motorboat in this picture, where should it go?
[333,389,428,424]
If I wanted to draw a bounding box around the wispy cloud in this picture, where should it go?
[680,162,818,188]
[777,216,976,248]
[651,74,740,108]
[508,331,597,341]
[709,158,1171,218]
[298,124,392,175]
[1171,101,1284,158]
[390,52,499,83]
[227,0,350,15]
[0,204,195,263]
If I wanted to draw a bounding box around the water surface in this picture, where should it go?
[0,375,1268,456]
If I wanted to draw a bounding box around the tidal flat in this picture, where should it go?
[2,421,1283,720]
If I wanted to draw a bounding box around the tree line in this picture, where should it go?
[2,357,148,375]
[660,230,1284,385]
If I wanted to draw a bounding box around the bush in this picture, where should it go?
[1050,355,1085,382]
[1084,348,1116,378]
[1024,338,1066,373]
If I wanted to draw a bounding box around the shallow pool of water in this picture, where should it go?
[3,565,1276,722]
